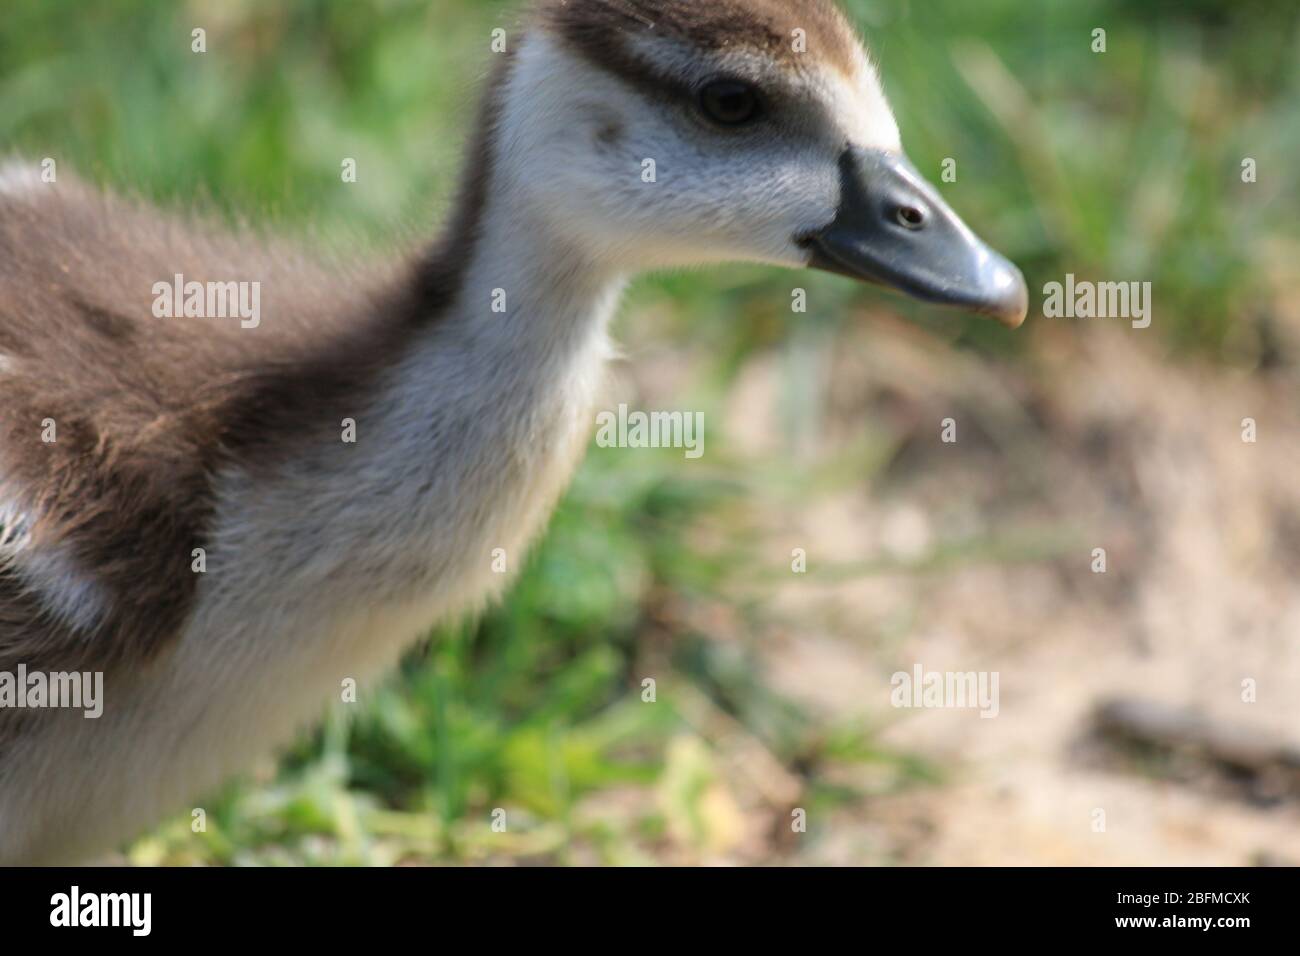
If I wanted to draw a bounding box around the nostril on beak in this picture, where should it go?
[895,205,925,230]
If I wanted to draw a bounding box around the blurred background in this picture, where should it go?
[3,0,1298,864]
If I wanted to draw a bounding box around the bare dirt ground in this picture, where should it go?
[628,313,1300,866]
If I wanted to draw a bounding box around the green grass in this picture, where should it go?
[3,0,1296,864]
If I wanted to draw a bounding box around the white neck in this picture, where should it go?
[225,98,631,622]
[421,184,626,381]
[402,31,632,447]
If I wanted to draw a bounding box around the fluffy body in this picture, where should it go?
[0,0,897,862]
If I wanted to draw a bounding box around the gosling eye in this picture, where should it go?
[698,79,763,127]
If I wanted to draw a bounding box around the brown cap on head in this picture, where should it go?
[540,0,864,90]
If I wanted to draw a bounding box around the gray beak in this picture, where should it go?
[799,146,1028,328]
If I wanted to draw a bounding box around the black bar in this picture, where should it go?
[0,866,1279,942]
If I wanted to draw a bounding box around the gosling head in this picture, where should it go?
[501,0,1027,327]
